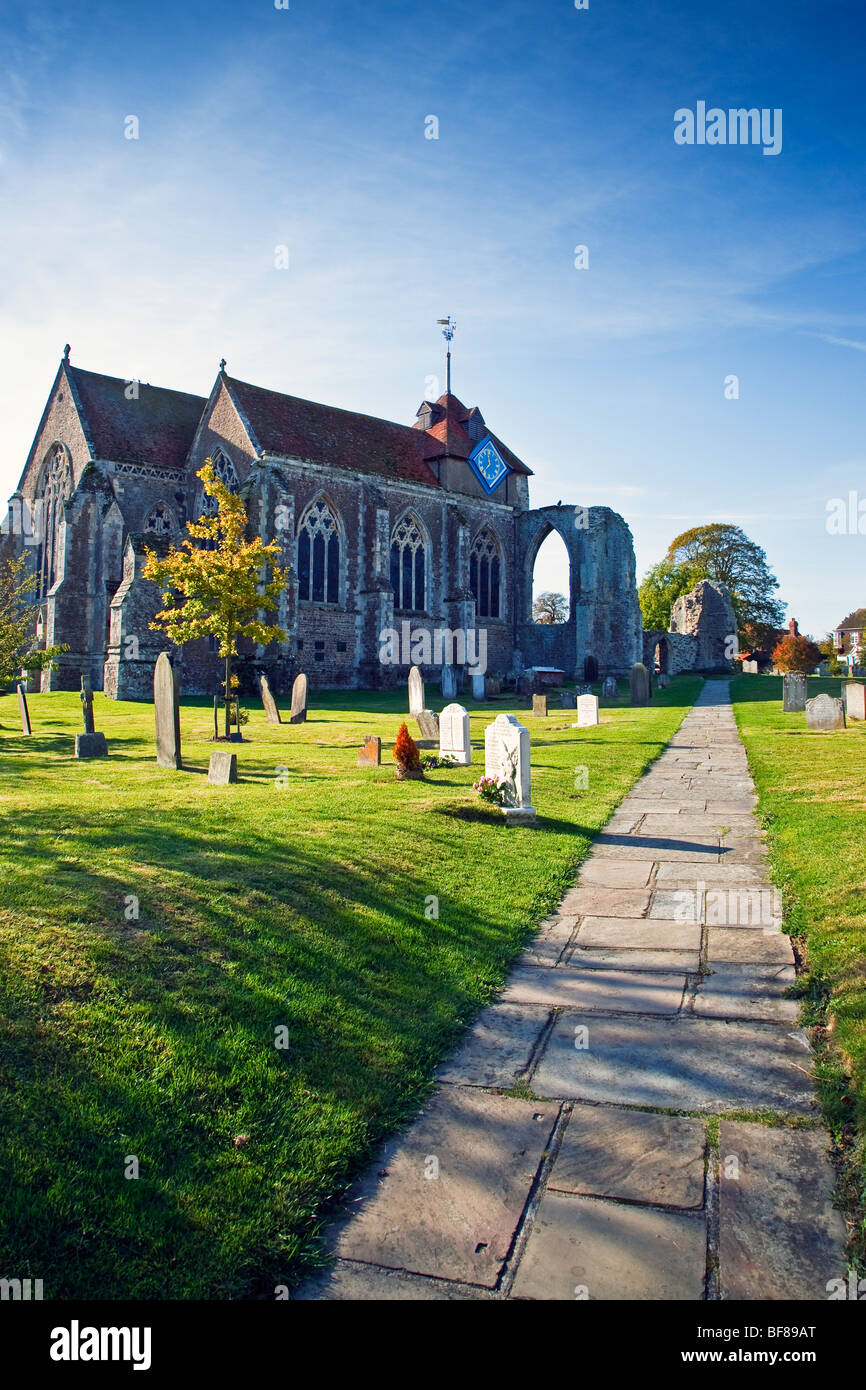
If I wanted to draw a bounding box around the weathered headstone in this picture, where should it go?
[408,665,425,715]
[516,675,531,699]
[290,673,308,724]
[484,713,536,824]
[630,662,650,707]
[415,710,439,742]
[80,677,96,735]
[358,735,381,767]
[532,694,547,718]
[154,652,182,770]
[842,681,866,721]
[783,673,808,713]
[583,654,599,683]
[742,660,759,674]
[208,750,238,784]
[575,693,600,727]
[602,676,617,699]
[512,649,525,676]
[439,702,472,765]
[260,674,282,724]
[560,691,577,709]
[76,679,107,758]
[471,672,486,701]
[16,682,32,736]
[484,677,501,699]
[441,664,457,700]
[805,694,845,732]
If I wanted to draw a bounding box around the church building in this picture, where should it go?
[2,348,643,696]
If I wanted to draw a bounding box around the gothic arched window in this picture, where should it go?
[36,444,72,600]
[143,502,176,537]
[297,497,341,604]
[200,449,240,515]
[390,513,428,612]
[470,527,502,619]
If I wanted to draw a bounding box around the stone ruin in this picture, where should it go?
[643,579,737,676]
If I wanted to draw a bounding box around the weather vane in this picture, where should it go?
[437,316,456,395]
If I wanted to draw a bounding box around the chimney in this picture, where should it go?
[789,617,799,637]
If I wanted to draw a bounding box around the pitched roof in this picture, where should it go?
[68,365,206,471]
[835,608,866,630]
[225,375,449,486]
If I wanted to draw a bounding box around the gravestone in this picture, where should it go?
[16,682,32,735]
[532,694,547,718]
[441,664,457,700]
[208,750,238,784]
[512,649,525,676]
[439,702,472,765]
[783,673,808,713]
[602,676,617,699]
[583,654,599,683]
[408,665,425,715]
[290,673,308,724]
[485,677,501,699]
[484,713,536,824]
[657,673,670,690]
[805,694,845,732]
[742,660,759,674]
[358,735,381,767]
[75,680,108,758]
[516,675,531,699]
[842,681,866,721]
[575,693,600,727]
[471,672,486,701]
[415,710,439,742]
[260,674,282,724]
[154,652,182,770]
[630,662,650,707]
[560,691,577,709]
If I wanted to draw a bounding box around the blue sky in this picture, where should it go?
[1,0,864,635]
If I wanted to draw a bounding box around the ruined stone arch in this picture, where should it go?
[525,517,575,624]
[296,493,344,606]
[390,509,430,614]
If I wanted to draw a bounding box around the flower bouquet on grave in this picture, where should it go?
[393,722,423,780]
[473,775,507,806]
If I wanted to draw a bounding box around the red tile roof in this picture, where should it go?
[68,366,206,471]
[225,376,443,487]
[415,392,531,475]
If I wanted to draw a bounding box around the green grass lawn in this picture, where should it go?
[0,676,700,1299]
[731,675,866,1263]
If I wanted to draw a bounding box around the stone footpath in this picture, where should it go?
[298,682,846,1301]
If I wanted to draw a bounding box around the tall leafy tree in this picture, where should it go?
[638,558,708,631]
[0,556,37,684]
[144,462,290,738]
[532,591,568,624]
[665,523,784,646]
[772,634,822,674]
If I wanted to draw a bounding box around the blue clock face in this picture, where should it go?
[468,435,510,494]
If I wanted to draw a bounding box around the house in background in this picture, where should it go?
[831,609,866,668]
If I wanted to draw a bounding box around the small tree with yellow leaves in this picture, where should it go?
[144,461,289,739]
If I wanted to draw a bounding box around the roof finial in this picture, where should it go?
[219,357,226,373]
[436,317,456,396]
[63,344,71,361]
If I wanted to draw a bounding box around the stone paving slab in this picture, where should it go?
[332,1088,559,1287]
[530,1015,816,1112]
[694,964,799,1023]
[558,884,651,917]
[501,965,686,1013]
[568,945,701,972]
[511,1194,707,1301]
[707,928,795,965]
[719,1123,847,1300]
[576,916,701,952]
[577,859,655,888]
[591,841,721,863]
[655,862,765,886]
[550,1106,706,1209]
[436,1003,551,1087]
[295,1260,487,1300]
